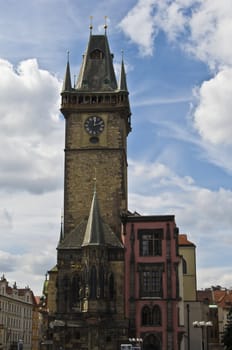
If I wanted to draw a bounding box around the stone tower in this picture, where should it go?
[47,28,131,350]
[61,30,131,236]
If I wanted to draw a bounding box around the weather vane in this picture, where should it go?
[104,16,108,33]
[90,16,93,33]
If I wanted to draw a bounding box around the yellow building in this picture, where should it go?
[179,234,197,301]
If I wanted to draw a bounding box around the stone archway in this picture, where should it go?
[143,333,161,350]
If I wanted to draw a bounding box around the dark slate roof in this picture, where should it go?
[62,60,72,92]
[119,59,128,91]
[58,191,123,250]
[82,190,105,246]
[58,219,123,250]
[76,34,118,91]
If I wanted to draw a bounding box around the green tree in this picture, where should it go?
[222,308,232,350]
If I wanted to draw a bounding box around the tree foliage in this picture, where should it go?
[222,308,232,350]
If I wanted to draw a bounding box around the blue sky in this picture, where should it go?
[0,0,232,294]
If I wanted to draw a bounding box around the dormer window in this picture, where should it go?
[90,49,104,59]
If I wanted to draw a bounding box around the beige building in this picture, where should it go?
[179,234,203,350]
[179,234,197,301]
[0,275,35,350]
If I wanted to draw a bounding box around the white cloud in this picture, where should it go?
[193,67,232,145]
[121,1,232,172]
[119,0,157,56]
[0,249,56,295]
[0,189,62,295]
[0,58,64,294]
[119,0,232,69]
[0,58,63,194]
[186,0,232,70]
[198,267,232,290]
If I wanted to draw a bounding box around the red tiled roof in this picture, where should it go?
[213,290,232,309]
[178,234,195,247]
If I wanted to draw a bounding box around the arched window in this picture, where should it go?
[90,266,97,299]
[71,274,80,305]
[99,266,105,298]
[182,258,187,274]
[109,273,114,299]
[143,334,161,350]
[152,305,162,326]
[90,49,104,59]
[141,305,150,326]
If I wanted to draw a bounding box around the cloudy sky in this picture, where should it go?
[1,0,232,295]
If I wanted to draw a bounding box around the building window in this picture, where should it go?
[141,305,162,326]
[152,305,161,325]
[138,229,163,256]
[182,258,187,274]
[141,305,150,325]
[139,264,163,298]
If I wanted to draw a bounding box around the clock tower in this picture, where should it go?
[47,27,131,350]
[61,30,131,237]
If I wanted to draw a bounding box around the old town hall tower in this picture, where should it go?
[46,27,131,350]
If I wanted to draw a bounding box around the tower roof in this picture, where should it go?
[62,59,72,92]
[57,190,123,250]
[82,190,105,246]
[76,34,118,91]
[119,58,128,91]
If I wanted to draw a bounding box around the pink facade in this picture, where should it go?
[122,214,185,350]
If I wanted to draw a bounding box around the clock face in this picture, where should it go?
[84,116,105,135]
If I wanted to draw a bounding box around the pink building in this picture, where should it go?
[122,214,185,350]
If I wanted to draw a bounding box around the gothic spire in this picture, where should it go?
[119,53,128,91]
[82,190,105,246]
[62,52,72,92]
[58,214,64,244]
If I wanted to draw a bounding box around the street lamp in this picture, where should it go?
[128,338,143,350]
[193,321,213,350]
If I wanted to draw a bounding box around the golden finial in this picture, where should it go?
[61,208,64,224]
[90,16,93,33]
[93,168,97,192]
[104,16,108,33]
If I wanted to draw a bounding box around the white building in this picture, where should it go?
[0,275,34,350]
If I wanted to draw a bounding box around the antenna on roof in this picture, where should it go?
[104,16,108,34]
[90,16,93,34]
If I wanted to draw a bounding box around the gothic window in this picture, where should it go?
[138,229,163,256]
[109,273,114,299]
[139,264,163,298]
[90,49,104,59]
[71,274,80,305]
[99,266,105,298]
[141,305,150,326]
[90,266,97,299]
[152,305,162,325]
[182,258,187,274]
